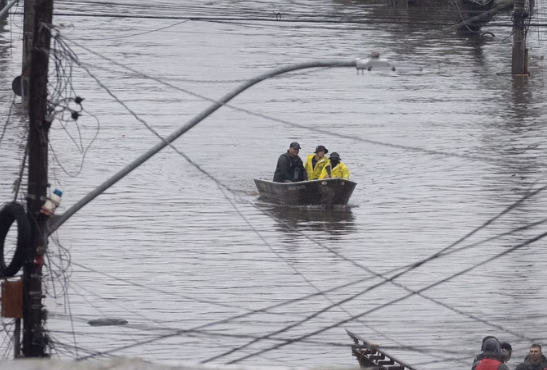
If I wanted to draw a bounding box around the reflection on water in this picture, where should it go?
[260,203,355,240]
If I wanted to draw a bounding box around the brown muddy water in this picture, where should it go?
[1,1,547,369]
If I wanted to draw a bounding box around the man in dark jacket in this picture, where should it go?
[516,344,547,370]
[273,142,307,182]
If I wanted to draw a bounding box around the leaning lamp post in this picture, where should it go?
[47,53,421,234]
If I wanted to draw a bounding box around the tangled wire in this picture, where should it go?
[46,27,101,178]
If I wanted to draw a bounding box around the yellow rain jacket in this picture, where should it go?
[305,154,330,180]
[320,162,350,180]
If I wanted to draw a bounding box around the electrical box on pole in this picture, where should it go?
[1,279,23,318]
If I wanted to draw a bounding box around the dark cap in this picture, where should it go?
[315,145,328,154]
[329,152,340,159]
[289,142,301,149]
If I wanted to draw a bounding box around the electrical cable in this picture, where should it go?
[0,96,16,149]
[57,35,547,351]
[47,31,547,362]
[227,229,547,363]
[72,208,547,362]
[59,34,528,169]
[0,319,15,359]
[1,0,544,364]
[12,139,27,202]
[202,186,468,366]
[66,46,498,349]
[28,11,547,364]
[81,19,190,41]
[47,325,299,366]
[69,261,304,315]
[66,283,160,361]
[10,10,547,28]
[43,35,102,178]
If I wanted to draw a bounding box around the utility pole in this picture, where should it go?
[512,0,529,75]
[23,0,54,358]
[22,0,36,105]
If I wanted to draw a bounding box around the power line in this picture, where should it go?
[201,186,458,365]
[60,35,527,169]
[11,11,547,28]
[50,0,515,17]
[0,96,16,149]
[56,153,545,362]
[81,19,190,41]
[228,229,547,363]
[67,208,547,362]
[49,32,547,361]
[35,19,547,364]
[200,186,547,362]
[70,261,289,315]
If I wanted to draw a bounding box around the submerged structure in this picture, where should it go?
[358,0,503,33]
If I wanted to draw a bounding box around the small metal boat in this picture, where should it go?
[346,329,417,370]
[253,178,356,206]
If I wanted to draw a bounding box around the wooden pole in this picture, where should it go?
[14,319,21,357]
[23,0,54,358]
[512,0,528,75]
[22,0,36,105]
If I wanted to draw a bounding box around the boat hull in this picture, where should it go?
[254,178,356,206]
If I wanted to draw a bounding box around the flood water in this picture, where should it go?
[1,1,547,369]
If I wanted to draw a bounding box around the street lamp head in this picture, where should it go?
[370,51,381,59]
[356,53,393,72]
[356,53,422,73]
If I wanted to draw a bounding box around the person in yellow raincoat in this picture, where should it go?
[320,152,350,180]
[304,145,330,180]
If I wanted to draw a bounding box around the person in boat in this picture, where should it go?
[304,145,329,180]
[515,344,547,370]
[273,142,308,182]
[473,338,510,370]
[319,152,350,180]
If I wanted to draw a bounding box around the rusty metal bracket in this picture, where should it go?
[346,329,417,370]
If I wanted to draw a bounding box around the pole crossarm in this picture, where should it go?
[47,59,357,235]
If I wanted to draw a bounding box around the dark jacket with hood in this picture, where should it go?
[472,338,510,370]
[273,151,307,182]
[515,354,547,370]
